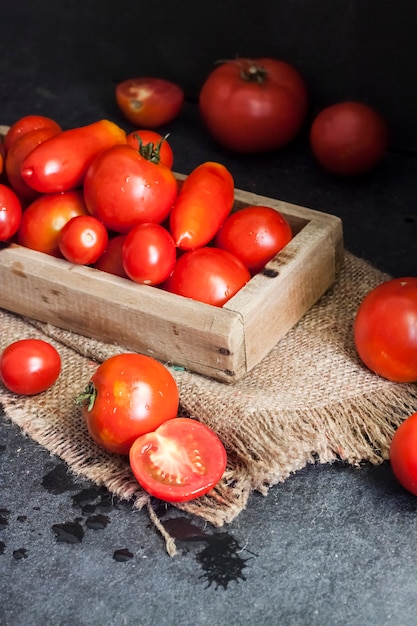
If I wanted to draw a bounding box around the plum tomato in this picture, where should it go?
[163,247,251,306]
[310,101,388,176]
[126,129,174,169]
[129,417,227,503]
[199,57,308,153]
[58,215,109,265]
[77,353,180,455]
[214,205,293,275]
[4,114,62,152]
[390,412,417,496]
[122,222,176,285]
[354,277,417,382]
[0,183,22,241]
[116,77,184,128]
[94,234,128,278]
[0,338,61,395]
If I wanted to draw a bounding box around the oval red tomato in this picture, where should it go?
[354,277,417,382]
[58,214,109,265]
[4,115,62,152]
[0,183,23,241]
[199,57,308,153]
[310,101,388,176]
[0,338,61,395]
[116,78,184,128]
[77,353,180,455]
[122,222,176,285]
[390,412,417,496]
[214,205,293,275]
[126,130,174,169]
[129,417,227,502]
[163,247,251,306]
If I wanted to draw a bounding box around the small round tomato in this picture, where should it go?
[163,247,251,306]
[390,412,417,496]
[116,78,184,128]
[199,57,308,153]
[58,215,109,265]
[129,417,227,503]
[0,183,22,241]
[310,101,389,176]
[77,353,180,455]
[94,234,128,278]
[122,222,176,285]
[126,130,174,169]
[18,190,88,257]
[354,277,417,382]
[4,115,62,152]
[0,338,61,395]
[214,205,293,275]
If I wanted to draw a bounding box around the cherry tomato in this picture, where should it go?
[129,417,227,503]
[58,215,109,265]
[214,205,293,275]
[163,247,251,306]
[199,57,308,153]
[77,353,180,455]
[354,277,417,382]
[0,183,23,241]
[94,234,128,278]
[116,78,184,128]
[18,190,88,257]
[390,412,417,496]
[169,161,235,250]
[310,101,388,176]
[0,338,61,395]
[20,119,126,193]
[83,144,178,233]
[4,115,62,153]
[126,130,174,169]
[122,222,176,285]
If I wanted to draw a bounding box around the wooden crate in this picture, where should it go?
[0,176,343,382]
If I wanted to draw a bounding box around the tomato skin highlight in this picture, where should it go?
[0,183,23,241]
[0,339,61,395]
[390,412,417,496]
[116,78,184,128]
[354,277,417,383]
[20,119,127,193]
[78,353,180,456]
[129,417,227,503]
[122,222,176,285]
[58,215,109,265]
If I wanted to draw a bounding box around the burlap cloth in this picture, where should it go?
[1,251,416,554]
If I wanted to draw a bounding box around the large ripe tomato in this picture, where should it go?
[129,417,227,503]
[354,277,417,382]
[116,78,184,128]
[0,183,22,241]
[163,247,251,306]
[390,412,417,496]
[122,222,176,285]
[18,190,88,257]
[214,205,293,275]
[126,129,174,169]
[77,353,180,455]
[310,101,388,176]
[94,234,128,278]
[4,114,62,152]
[58,215,109,265]
[0,338,61,395]
[83,144,178,233]
[199,57,308,153]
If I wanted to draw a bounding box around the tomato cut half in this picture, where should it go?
[129,417,227,502]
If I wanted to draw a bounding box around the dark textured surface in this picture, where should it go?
[1,3,417,624]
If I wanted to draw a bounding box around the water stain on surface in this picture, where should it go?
[42,462,80,495]
[113,548,134,562]
[85,514,110,530]
[72,486,115,515]
[0,540,5,555]
[52,520,85,544]
[0,509,10,530]
[12,548,28,560]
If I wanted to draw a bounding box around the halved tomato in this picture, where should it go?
[116,78,184,128]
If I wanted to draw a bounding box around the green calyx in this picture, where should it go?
[133,133,170,165]
[75,381,97,412]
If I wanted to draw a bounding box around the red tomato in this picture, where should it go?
[0,338,61,395]
[354,277,417,382]
[163,247,251,306]
[58,215,109,265]
[214,205,293,275]
[20,119,126,193]
[310,101,388,176]
[199,57,308,153]
[77,353,180,455]
[18,190,88,257]
[94,234,128,278]
[390,412,417,496]
[116,78,184,128]
[0,183,23,241]
[129,417,227,503]
[126,130,174,169]
[83,144,178,233]
[122,222,176,285]
[4,115,62,152]
[169,161,235,250]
